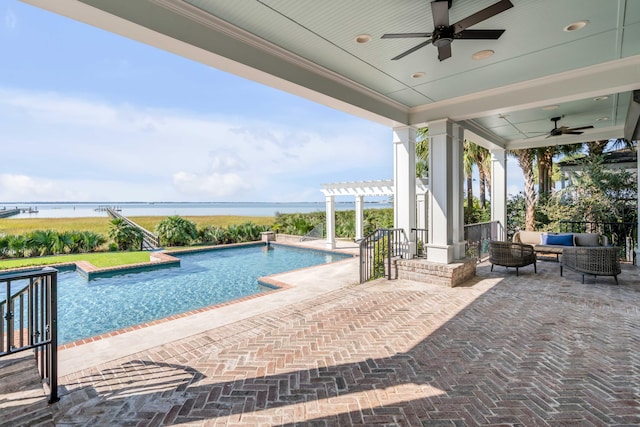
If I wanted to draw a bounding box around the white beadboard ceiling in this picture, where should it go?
[23,0,640,149]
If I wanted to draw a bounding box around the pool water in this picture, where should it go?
[56,245,349,344]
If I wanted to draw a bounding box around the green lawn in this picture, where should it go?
[0,251,151,270]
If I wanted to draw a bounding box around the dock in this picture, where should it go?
[0,207,38,218]
[105,208,161,250]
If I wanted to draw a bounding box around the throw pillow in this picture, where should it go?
[546,234,574,246]
[574,233,600,246]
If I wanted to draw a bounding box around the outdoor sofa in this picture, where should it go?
[512,230,609,259]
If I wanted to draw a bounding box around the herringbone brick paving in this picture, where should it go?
[8,261,640,426]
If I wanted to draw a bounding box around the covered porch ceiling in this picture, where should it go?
[23,0,640,151]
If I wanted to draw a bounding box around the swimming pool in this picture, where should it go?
[53,245,349,344]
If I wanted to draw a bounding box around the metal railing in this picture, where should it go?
[412,228,429,258]
[412,221,502,261]
[0,268,58,403]
[106,207,160,250]
[559,220,637,262]
[464,220,502,260]
[359,228,408,283]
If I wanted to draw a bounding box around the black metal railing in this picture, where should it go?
[0,268,58,403]
[464,220,502,260]
[412,228,429,258]
[359,228,408,283]
[559,220,637,261]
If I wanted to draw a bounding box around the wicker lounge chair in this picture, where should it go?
[489,241,537,276]
[560,246,621,285]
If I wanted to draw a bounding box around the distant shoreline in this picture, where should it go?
[1,201,392,220]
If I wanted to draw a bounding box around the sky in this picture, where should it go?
[1,1,524,203]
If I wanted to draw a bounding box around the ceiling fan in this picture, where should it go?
[545,116,594,138]
[382,0,513,61]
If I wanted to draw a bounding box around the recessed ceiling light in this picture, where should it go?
[564,20,589,32]
[411,72,425,79]
[542,105,559,111]
[354,34,371,44]
[472,49,494,60]
[593,96,609,101]
[596,117,609,122]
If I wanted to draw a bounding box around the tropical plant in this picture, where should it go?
[155,215,198,247]
[545,154,637,226]
[108,218,143,251]
[80,231,107,253]
[0,235,9,258]
[511,148,537,230]
[26,229,58,256]
[198,225,228,245]
[7,234,27,258]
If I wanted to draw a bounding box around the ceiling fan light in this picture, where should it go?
[354,34,371,44]
[411,72,426,79]
[564,20,589,32]
[472,49,494,60]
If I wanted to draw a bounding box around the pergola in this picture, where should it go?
[23,0,640,267]
[320,179,428,246]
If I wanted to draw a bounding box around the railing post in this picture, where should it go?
[46,268,58,403]
[387,230,392,280]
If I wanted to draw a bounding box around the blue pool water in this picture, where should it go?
[53,245,348,344]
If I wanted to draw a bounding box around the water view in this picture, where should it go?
[2,201,391,219]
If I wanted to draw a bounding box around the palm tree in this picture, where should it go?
[511,149,537,230]
[155,215,198,247]
[416,127,429,178]
[535,143,582,197]
[109,218,143,251]
[8,234,27,258]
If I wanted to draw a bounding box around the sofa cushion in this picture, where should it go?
[518,231,542,245]
[544,234,574,246]
[574,233,600,247]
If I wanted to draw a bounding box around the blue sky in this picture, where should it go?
[1,1,523,203]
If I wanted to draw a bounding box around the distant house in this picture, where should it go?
[558,148,637,189]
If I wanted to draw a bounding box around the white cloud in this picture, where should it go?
[0,174,85,201]
[0,88,391,202]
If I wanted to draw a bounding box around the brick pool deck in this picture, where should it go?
[2,251,640,426]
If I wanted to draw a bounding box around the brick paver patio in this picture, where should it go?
[3,259,640,426]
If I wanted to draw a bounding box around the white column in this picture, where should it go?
[325,195,335,249]
[426,119,465,263]
[451,124,466,259]
[491,149,507,241]
[416,192,428,230]
[355,195,364,241]
[393,126,416,257]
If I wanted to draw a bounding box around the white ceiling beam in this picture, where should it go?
[409,56,640,125]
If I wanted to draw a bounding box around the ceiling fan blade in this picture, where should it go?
[564,131,584,135]
[453,0,514,34]
[567,125,594,131]
[391,39,433,60]
[455,29,505,40]
[437,43,452,61]
[382,32,432,39]
[431,0,450,27]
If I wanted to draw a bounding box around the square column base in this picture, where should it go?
[395,257,476,287]
[425,242,466,264]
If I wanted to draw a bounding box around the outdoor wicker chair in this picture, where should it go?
[560,246,621,285]
[489,241,537,276]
